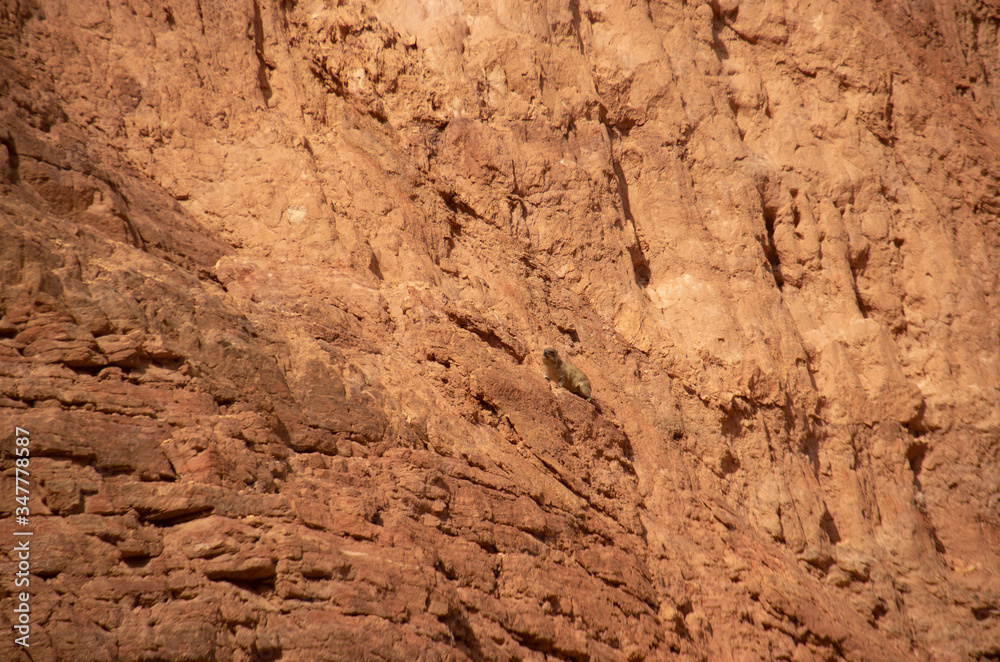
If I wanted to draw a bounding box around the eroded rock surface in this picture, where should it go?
[1,0,998,660]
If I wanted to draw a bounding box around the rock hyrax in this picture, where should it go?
[542,348,592,402]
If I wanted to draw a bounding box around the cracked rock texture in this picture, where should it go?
[1,0,999,660]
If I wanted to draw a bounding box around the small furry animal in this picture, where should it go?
[542,348,592,401]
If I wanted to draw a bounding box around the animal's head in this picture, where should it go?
[543,348,558,362]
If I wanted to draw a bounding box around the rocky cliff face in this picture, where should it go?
[1,0,999,660]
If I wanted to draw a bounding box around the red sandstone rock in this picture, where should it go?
[1,0,999,660]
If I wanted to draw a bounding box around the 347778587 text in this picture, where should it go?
[11,426,32,649]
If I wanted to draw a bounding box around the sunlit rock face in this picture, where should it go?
[1,1,998,660]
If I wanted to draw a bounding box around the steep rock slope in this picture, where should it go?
[1,0,998,660]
